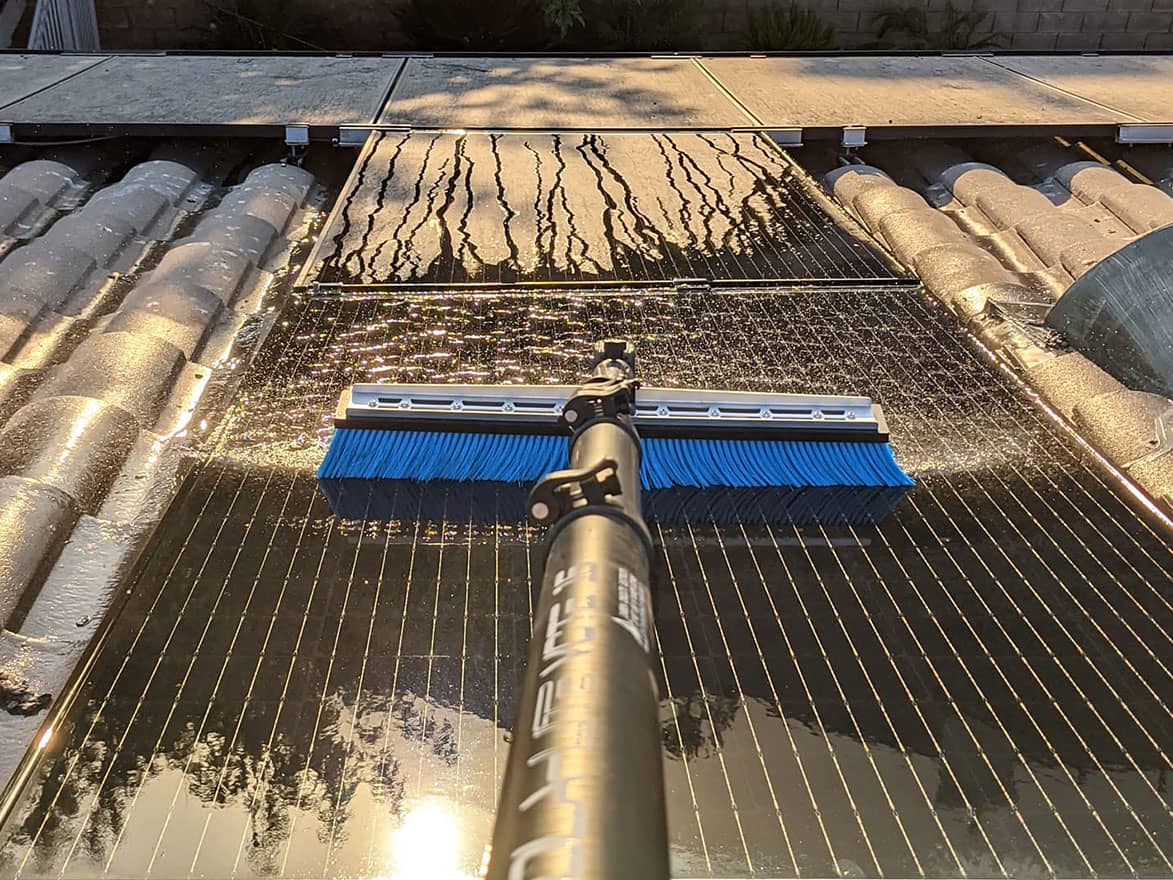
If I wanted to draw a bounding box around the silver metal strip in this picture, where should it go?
[1117,124,1173,145]
[341,384,885,434]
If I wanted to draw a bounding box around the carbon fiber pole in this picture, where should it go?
[486,345,670,880]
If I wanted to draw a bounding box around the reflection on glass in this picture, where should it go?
[381,798,479,880]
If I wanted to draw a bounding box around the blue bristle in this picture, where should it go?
[317,429,568,482]
[319,428,914,489]
[639,437,913,489]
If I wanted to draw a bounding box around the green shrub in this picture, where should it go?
[398,0,556,50]
[745,4,835,50]
[870,3,1004,49]
[567,0,706,50]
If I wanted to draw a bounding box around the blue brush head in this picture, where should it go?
[318,478,911,525]
[317,428,914,489]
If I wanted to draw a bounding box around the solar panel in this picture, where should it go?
[303,133,907,287]
[1,288,1169,879]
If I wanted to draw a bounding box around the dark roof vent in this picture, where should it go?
[1045,225,1173,398]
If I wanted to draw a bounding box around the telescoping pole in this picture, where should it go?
[486,341,670,880]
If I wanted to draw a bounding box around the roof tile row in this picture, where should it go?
[0,155,315,632]
[823,140,1173,512]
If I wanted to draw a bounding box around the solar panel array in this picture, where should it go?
[2,289,1169,879]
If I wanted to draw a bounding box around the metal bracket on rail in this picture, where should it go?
[1117,124,1173,145]
[842,126,867,149]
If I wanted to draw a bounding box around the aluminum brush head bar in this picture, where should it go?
[319,380,913,488]
[333,383,892,442]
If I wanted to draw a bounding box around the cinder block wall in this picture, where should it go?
[96,0,1173,51]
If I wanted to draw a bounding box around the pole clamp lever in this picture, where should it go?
[560,378,640,432]
[528,459,623,525]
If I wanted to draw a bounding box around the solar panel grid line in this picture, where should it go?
[887,305,1173,743]
[732,297,983,877]
[71,468,261,875]
[828,311,1170,874]
[268,285,370,876]
[657,645,716,875]
[675,519,806,877]
[360,498,425,875]
[882,307,1173,811]
[680,291,897,875]
[653,524,758,876]
[8,464,234,878]
[750,294,1144,877]
[452,506,477,821]
[891,498,1138,876]
[707,518,905,878]
[223,484,332,879]
[137,470,284,877]
[856,507,1043,875]
[4,288,1171,879]
[180,472,309,876]
[738,142,849,282]
[802,520,989,877]
[682,516,870,879]
[892,301,1173,601]
[652,135,730,282]
[906,496,1171,872]
[409,492,449,799]
[746,137,893,282]
[309,132,904,287]
[894,309,1173,646]
[690,134,771,282]
[320,497,390,874]
[274,499,347,877]
[32,466,255,879]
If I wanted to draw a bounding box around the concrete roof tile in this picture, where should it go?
[973,186,1056,230]
[940,163,1016,203]
[1015,213,1109,267]
[1,160,80,205]
[215,185,298,233]
[0,241,97,309]
[106,278,224,358]
[149,241,253,304]
[1099,185,1173,233]
[877,208,968,266]
[86,184,170,234]
[41,212,136,267]
[0,185,41,236]
[852,186,931,232]
[913,242,1015,298]
[34,332,186,427]
[120,160,200,205]
[823,165,894,209]
[189,212,279,264]
[242,164,315,204]
[0,396,139,514]
[0,475,77,629]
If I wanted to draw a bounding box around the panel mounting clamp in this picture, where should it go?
[842,126,867,148]
[336,126,371,147]
[0,125,12,144]
[284,124,311,146]
[1117,124,1173,145]
[765,128,803,148]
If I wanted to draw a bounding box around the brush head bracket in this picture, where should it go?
[561,378,641,432]
[528,459,623,525]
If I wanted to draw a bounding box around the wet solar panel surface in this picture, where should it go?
[305,133,905,286]
[1,289,1171,880]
